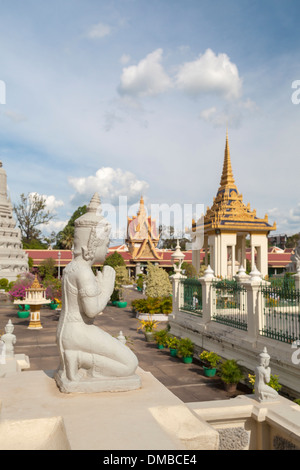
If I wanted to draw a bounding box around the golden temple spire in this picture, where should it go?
[137,195,145,216]
[219,130,236,190]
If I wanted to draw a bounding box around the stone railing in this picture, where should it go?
[170,265,300,396]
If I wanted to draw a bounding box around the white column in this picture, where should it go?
[171,272,186,316]
[242,235,246,269]
[232,245,236,278]
[200,266,215,323]
[242,267,265,341]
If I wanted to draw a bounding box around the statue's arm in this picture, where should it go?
[78,265,115,318]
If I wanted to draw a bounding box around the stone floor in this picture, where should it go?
[0,288,249,403]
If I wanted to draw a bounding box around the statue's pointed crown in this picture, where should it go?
[75,193,103,227]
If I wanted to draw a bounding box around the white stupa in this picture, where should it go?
[0,161,28,281]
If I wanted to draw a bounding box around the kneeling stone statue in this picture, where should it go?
[54,193,141,393]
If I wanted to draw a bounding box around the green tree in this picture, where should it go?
[13,193,55,246]
[145,262,172,298]
[55,205,87,249]
[38,257,57,280]
[103,251,126,268]
[181,261,197,278]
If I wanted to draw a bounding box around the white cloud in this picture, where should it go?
[267,205,300,235]
[4,110,27,123]
[120,54,131,65]
[199,98,259,128]
[86,21,111,39]
[118,48,172,98]
[175,48,243,100]
[68,167,149,205]
[40,219,68,235]
[29,192,64,214]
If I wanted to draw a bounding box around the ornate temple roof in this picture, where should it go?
[196,132,276,234]
[126,196,162,260]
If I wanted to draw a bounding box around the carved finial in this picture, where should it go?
[31,273,41,289]
[219,130,236,190]
[87,193,101,213]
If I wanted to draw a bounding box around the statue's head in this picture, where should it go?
[73,193,111,263]
[5,319,14,334]
[259,347,270,367]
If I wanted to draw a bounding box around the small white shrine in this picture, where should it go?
[190,133,276,278]
[14,274,51,329]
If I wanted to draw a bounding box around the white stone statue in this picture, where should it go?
[54,193,140,393]
[1,320,16,357]
[254,347,278,402]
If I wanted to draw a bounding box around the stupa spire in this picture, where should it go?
[219,130,236,190]
[137,195,146,216]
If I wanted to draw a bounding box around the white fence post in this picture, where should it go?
[242,266,268,341]
[200,265,215,323]
[172,271,186,317]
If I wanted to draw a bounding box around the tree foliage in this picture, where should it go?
[104,251,126,268]
[55,205,87,249]
[13,193,55,245]
[145,262,172,298]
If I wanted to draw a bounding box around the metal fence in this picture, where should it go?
[260,284,300,343]
[269,275,295,290]
[212,279,247,331]
[179,278,202,316]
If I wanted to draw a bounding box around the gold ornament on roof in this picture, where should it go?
[199,132,276,234]
[30,274,42,289]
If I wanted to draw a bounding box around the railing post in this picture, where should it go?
[172,271,186,316]
[200,265,215,323]
[294,267,300,291]
[242,266,268,341]
[236,265,249,312]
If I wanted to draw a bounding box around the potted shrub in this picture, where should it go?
[136,274,144,292]
[137,317,158,342]
[219,359,244,392]
[154,329,169,349]
[177,338,194,363]
[165,335,180,357]
[114,266,129,308]
[199,350,221,377]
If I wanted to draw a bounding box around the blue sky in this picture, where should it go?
[1,0,300,240]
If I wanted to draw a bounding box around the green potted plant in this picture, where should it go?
[219,359,244,392]
[136,274,144,292]
[165,335,181,357]
[137,317,158,342]
[199,350,221,377]
[177,338,194,363]
[154,329,169,349]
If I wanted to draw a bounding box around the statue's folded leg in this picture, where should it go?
[63,347,138,380]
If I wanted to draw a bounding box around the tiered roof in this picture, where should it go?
[126,196,162,260]
[200,132,276,234]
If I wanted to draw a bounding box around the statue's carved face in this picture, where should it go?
[93,231,110,264]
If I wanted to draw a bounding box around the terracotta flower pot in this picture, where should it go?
[224,382,237,393]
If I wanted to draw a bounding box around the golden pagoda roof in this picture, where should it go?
[126,196,162,260]
[199,132,276,234]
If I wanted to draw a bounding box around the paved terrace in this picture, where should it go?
[0,288,250,403]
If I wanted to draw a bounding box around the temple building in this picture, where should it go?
[0,161,29,281]
[126,196,162,276]
[191,133,276,278]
